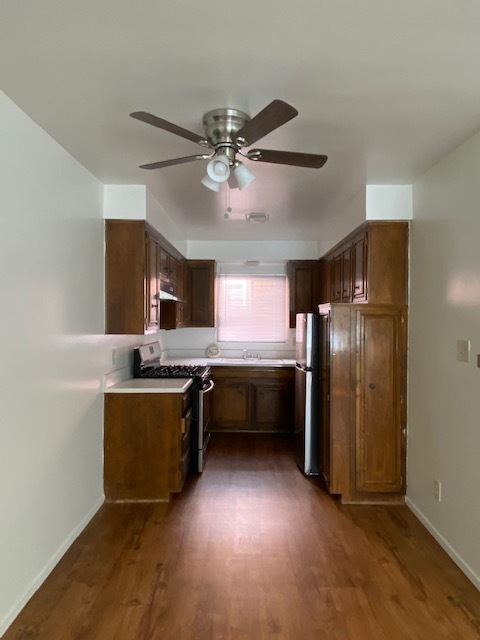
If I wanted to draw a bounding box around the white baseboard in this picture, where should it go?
[406,497,480,591]
[0,496,104,638]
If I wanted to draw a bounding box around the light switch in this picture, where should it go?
[456,339,470,363]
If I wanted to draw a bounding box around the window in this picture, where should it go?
[217,274,287,342]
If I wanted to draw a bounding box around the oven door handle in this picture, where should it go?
[202,380,215,394]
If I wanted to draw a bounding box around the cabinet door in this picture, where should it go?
[319,258,330,304]
[252,381,294,431]
[146,235,160,330]
[104,394,181,501]
[186,260,215,327]
[169,256,181,284]
[352,234,367,301]
[318,312,331,485]
[105,220,148,335]
[341,247,352,302]
[159,246,170,280]
[175,261,185,327]
[330,255,342,302]
[210,381,250,430]
[354,308,405,493]
[287,261,320,327]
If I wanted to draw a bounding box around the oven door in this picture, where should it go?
[197,379,214,472]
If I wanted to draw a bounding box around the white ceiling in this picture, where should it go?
[2,1,480,241]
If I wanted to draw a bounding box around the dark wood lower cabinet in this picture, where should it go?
[212,381,250,430]
[210,367,295,432]
[104,391,192,502]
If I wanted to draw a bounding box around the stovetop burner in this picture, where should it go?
[133,342,211,382]
[141,364,209,379]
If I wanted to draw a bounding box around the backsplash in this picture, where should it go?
[162,327,296,360]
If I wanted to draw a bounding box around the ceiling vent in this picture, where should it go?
[246,212,269,223]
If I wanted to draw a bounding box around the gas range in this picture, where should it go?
[133,343,210,383]
[138,363,210,380]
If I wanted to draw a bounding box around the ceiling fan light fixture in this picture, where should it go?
[233,162,256,190]
[206,154,231,182]
[201,174,221,192]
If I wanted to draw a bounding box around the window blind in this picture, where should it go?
[216,274,287,342]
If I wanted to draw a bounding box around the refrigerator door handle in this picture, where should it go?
[296,363,313,372]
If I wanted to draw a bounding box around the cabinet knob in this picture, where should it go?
[369,383,376,389]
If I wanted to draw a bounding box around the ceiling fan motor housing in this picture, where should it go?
[202,108,251,160]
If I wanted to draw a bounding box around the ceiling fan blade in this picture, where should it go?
[234,100,298,147]
[247,149,328,169]
[130,111,210,147]
[139,154,211,170]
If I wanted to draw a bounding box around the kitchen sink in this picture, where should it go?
[221,358,284,365]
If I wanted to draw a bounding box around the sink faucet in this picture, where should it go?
[243,350,260,360]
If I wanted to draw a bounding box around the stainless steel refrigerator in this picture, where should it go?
[294,312,320,475]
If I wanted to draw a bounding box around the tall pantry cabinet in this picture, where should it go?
[318,221,409,504]
[319,304,407,502]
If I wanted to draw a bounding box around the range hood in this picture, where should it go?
[159,281,184,303]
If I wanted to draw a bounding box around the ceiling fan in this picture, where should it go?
[130,100,328,191]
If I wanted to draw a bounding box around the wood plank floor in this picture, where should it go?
[4,433,480,640]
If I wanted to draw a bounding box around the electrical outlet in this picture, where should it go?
[456,339,470,363]
[434,479,442,502]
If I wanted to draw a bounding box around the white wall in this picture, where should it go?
[103,185,146,219]
[366,185,413,220]
[317,189,366,256]
[147,189,187,257]
[0,91,157,636]
[186,240,319,260]
[408,129,480,588]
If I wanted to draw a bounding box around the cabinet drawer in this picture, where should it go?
[179,449,190,484]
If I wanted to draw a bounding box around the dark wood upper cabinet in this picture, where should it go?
[160,259,187,331]
[185,260,215,328]
[320,222,408,306]
[105,220,152,334]
[105,219,189,334]
[352,233,367,302]
[146,234,160,331]
[341,247,352,302]
[287,260,321,327]
[159,245,170,280]
[330,254,342,303]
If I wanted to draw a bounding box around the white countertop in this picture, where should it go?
[102,356,295,394]
[162,357,296,367]
[105,378,193,394]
